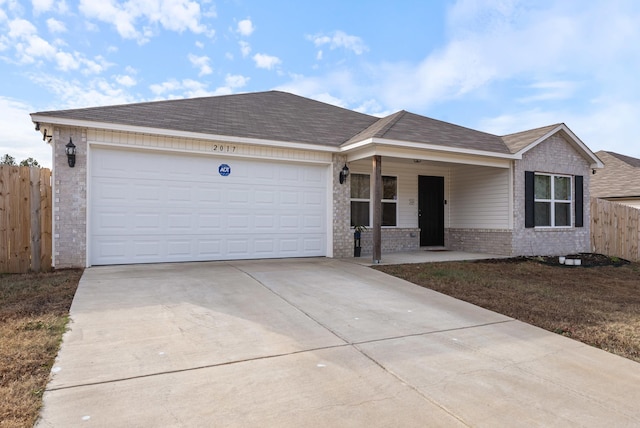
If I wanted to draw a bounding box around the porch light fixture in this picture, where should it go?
[339,164,350,184]
[65,138,76,168]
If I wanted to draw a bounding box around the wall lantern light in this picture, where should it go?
[339,164,350,184]
[65,138,76,168]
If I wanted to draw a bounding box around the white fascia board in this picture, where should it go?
[341,137,519,160]
[373,145,512,168]
[29,115,338,154]
[514,124,605,169]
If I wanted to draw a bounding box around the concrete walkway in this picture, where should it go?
[38,258,640,427]
[344,249,508,265]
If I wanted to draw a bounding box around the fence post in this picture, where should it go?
[30,167,41,272]
[0,166,7,272]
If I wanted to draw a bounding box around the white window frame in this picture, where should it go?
[349,174,398,228]
[534,173,572,228]
[350,173,370,228]
[381,175,398,227]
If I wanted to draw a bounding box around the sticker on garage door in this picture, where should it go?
[218,164,231,176]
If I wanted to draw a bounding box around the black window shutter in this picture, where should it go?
[575,175,584,227]
[525,171,535,228]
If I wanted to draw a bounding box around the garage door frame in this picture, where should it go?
[86,143,334,266]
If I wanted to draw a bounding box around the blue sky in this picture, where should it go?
[1,0,640,168]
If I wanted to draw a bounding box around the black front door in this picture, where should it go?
[418,175,445,246]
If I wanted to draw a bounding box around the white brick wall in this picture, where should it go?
[53,127,87,268]
[332,154,352,258]
[446,229,512,255]
[357,228,421,256]
[512,134,591,256]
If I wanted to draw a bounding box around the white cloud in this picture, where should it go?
[207,74,250,97]
[8,18,38,38]
[275,70,361,109]
[0,97,52,168]
[517,81,578,104]
[32,0,54,15]
[195,40,204,48]
[308,30,368,55]
[150,79,181,96]
[239,40,250,57]
[237,18,254,36]
[30,73,136,108]
[46,17,66,33]
[54,50,77,71]
[224,74,248,89]
[477,100,640,159]
[188,53,212,76]
[253,53,281,70]
[348,1,640,116]
[115,74,137,87]
[78,0,209,44]
[149,78,213,98]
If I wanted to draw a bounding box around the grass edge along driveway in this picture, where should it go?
[375,255,640,364]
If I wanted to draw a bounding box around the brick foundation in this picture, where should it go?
[446,229,513,255]
[356,228,421,256]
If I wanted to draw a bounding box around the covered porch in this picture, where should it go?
[339,145,516,263]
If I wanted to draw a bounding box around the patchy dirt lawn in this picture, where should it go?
[0,269,82,428]
[374,254,640,363]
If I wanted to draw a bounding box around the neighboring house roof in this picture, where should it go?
[31,90,601,164]
[591,151,640,198]
[606,151,640,168]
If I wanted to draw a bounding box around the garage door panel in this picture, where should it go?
[135,240,163,257]
[134,213,161,229]
[167,240,192,257]
[167,213,193,230]
[197,214,222,230]
[90,147,327,265]
[197,187,222,204]
[198,240,223,257]
[228,190,250,204]
[303,237,323,252]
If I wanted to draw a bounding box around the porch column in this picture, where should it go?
[372,155,382,263]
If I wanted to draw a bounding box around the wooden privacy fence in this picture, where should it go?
[0,166,52,273]
[591,197,640,262]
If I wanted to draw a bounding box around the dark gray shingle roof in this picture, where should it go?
[606,151,640,168]
[33,90,568,156]
[33,91,378,147]
[501,123,562,154]
[345,110,510,153]
[591,151,640,198]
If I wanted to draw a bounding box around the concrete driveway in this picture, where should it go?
[38,258,640,427]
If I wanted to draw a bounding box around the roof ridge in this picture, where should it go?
[376,110,408,138]
[601,151,640,168]
[500,123,562,138]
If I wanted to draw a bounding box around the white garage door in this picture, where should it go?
[89,147,327,265]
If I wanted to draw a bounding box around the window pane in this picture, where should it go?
[350,174,370,199]
[534,175,550,199]
[382,202,397,226]
[535,202,550,226]
[382,176,397,200]
[555,202,571,226]
[554,176,571,201]
[351,201,369,227]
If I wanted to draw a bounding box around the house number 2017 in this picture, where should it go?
[211,144,236,152]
